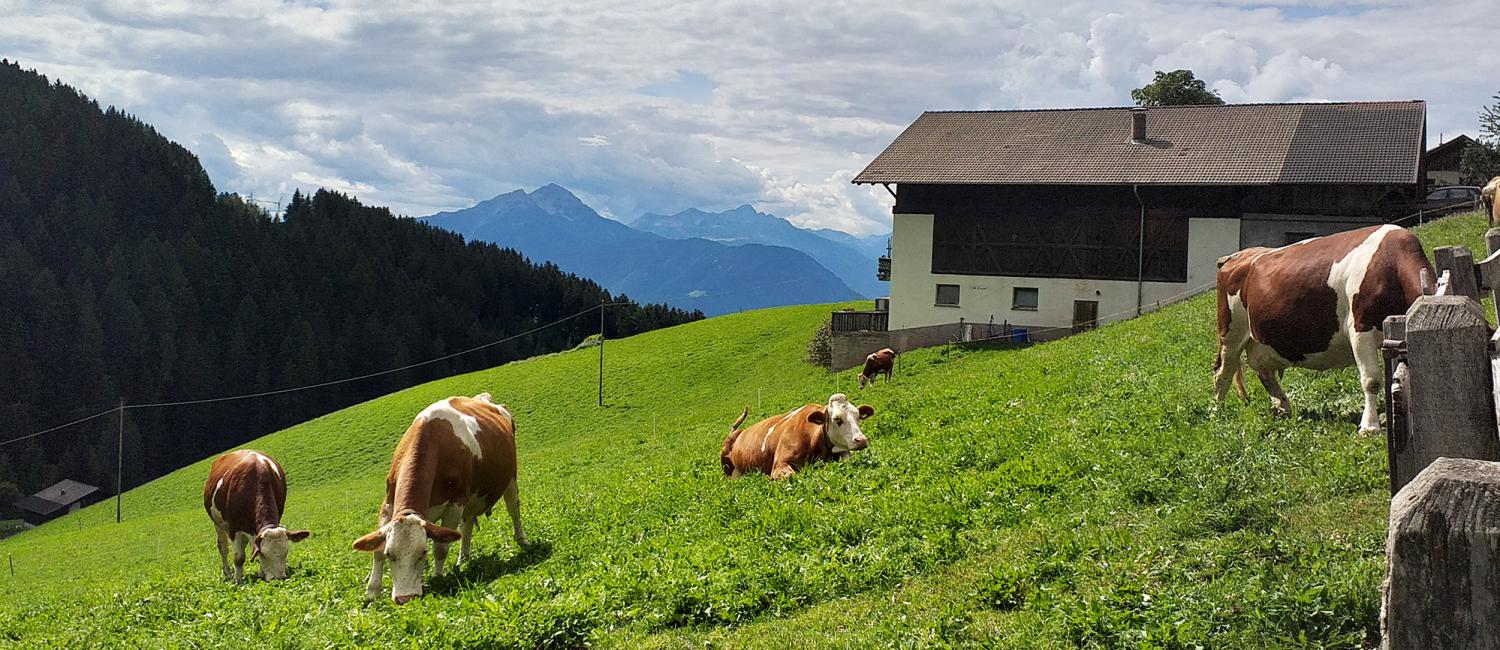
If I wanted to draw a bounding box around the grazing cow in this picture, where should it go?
[859,348,896,389]
[203,450,311,583]
[721,394,875,479]
[1483,176,1500,224]
[1213,225,1433,433]
[352,393,525,604]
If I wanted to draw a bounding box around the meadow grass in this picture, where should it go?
[0,212,1490,648]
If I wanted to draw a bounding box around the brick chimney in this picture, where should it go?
[1131,108,1147,143]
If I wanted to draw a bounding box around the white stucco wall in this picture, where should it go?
[888,213,1240,334]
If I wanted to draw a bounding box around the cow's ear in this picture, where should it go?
[351,530,386,552]
[288,530,312,543]
[858,405,875,420]
[807,408,827,425]
[250,537,261,562]
[475,392,492,403]
[422,521,463,543]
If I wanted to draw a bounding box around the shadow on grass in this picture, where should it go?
[427,539,553,595]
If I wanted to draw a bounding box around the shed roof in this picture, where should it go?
[18,479,100,516]
[854,101,1425,186]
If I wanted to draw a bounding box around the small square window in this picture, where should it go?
[1012,287,1039,311]
[1284,232,1315,246]
[935,284,960,306]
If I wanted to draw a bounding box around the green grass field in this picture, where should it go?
[0,213,1491,649]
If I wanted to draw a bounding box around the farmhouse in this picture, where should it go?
[15,479,100,527]
[840,100,1425,359]
[1423,134,1474,187]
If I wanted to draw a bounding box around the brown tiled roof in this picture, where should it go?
[854,101,1425,186]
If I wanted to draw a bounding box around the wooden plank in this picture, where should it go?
[1433,246,1479,300]
[1393,296,1499,492]
[1383,458,1500,649]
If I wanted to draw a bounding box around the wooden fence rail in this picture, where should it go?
[830,310,888,333]
[1380,228,1500,648]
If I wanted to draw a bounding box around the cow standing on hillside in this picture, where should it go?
[721,394,875,479]
[352,393,526,604]
[859,348,896,389]
[1213,225,1433,433]
[204,450,311,583]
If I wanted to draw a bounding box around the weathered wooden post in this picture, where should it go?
[1390,296,1498,492]
[1382,314,1408,495]
[1432,245,1479,300]
[1382,457,1500,649]
[1478,229,1500,320]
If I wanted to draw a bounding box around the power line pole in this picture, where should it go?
[116,399,124,524]
[598,301,605,407]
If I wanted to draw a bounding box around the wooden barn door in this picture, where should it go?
[1072,300,1098,333]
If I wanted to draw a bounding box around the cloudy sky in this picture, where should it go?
[3,1,1496,235]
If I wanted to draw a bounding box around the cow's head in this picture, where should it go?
[352,512,461,604]
[474,392,514,424]
[813,393,875,453]
[251,526,311,580]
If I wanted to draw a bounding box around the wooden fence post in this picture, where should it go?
[1382,457,1500,649]
[1382,315,1408,495]
[1391,296,1498,492]
[1433,245,1479,301]
[1477,229,1500,321]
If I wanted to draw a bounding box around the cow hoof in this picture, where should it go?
[1358,425,1383,437]
[365,588,382,602]
[514,535,529,547]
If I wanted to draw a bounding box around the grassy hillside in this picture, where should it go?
[0,212,1490,648]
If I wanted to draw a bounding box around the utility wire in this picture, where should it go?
[0,302,627,446]
[0,407,121,448]
[127,303,621,409]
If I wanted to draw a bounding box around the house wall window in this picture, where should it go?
[936,284,960,306]
[1283,232,1314,246]
[1012,287,1039,311]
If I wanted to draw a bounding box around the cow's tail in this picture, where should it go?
[730,406,748,431]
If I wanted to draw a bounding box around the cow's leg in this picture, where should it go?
[1213,334,1249,404]
[457,518,475,566]
[503,478,527,547]
[231,532,249,584]
[769,463,797,480]
[1245,347,1291,418]
[432,510,457,577]
[216,527,232,581]
[1352,329,1384,435]
[365,551,385,601]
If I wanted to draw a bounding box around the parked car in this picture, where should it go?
[1419,185,1482,216]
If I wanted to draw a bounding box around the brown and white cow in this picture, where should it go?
[1213,225,1433,433]
[859,348,896,389]
[352,393,525,604]
[720,394,875,479]
[203,450,311,583]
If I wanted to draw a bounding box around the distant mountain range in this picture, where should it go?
[634,205,888,297]
[421,185,874,315]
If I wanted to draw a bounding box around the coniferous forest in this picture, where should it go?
[0,61,701,512]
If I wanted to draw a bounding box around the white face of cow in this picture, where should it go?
[821,393,874,453]
[252,526,310,580]
[384,515,430,603]
[353,513,461,604]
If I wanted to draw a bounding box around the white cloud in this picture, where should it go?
[1,0,1497,236]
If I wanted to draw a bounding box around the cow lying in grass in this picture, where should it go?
[353,393,526,604]
[721,394,875,479]
[204,450,311,583]
[1213,225,1433,433]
